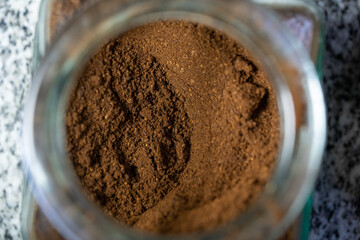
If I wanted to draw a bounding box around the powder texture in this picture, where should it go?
[66,21,280,234]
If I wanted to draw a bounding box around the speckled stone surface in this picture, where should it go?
[0,0,40,239]
[310,0,360,239]
[0,0,359,239]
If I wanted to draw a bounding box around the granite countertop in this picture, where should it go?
[0,0,359,239]
[0,0,39,239]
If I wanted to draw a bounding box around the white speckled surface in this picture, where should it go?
[0,0,40,239]
[0,0,359,239]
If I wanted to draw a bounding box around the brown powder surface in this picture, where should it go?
[66,20,280,234]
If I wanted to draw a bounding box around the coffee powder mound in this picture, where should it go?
[66,20,280,234]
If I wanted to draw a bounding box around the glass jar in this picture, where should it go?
[22,0,326,239]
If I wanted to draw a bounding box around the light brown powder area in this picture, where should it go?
[66,20,280,234]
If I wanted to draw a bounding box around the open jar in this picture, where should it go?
[22,0,326,239]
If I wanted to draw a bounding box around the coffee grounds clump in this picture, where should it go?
[66,20,280,234]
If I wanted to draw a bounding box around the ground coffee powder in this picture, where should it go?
[66,20,280,234]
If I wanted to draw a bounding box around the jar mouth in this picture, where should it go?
[23,0,326,239]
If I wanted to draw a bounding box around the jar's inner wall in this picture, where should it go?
[49,0,95,39]
[64,19,280,234]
